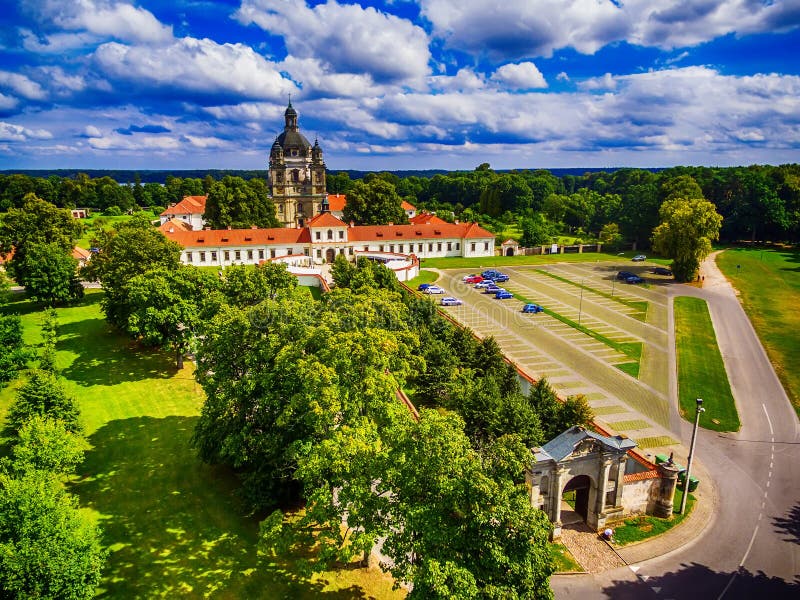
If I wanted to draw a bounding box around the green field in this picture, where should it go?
[421,251,663,270]
[407,268,439,289]
[674,296,740,432]
[717,247,800,418]
[75,211,159,248]
[0,292,403,599]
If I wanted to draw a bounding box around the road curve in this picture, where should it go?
[552,251,800,599]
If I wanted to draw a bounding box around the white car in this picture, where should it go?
[440,297,463,306]
[423,285,446,294]
[474,281,493,289]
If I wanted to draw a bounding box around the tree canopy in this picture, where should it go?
[342,179,409,225]
[203,176,280,229]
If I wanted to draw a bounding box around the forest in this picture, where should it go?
[0,163,798,247]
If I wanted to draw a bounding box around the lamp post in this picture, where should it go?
[679,398,705,514]
[578,279,584,326]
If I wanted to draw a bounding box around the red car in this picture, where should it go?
[464,275,484,284]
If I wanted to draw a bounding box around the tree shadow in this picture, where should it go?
[601,562,800,599]
[57,317,175,386]
[772,503,800,545]
[71,416,382,599]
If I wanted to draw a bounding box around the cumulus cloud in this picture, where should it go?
[419,0,800,59]
[93,37,297,101]
[88,133,180,150]
[235,0,431,84]
[491,62,547,89]
[84,125,102,137]
[25,0,173,44]
[0,122,53,142]
[429,68,486,92]
[579,72,617,91]
[0,71,47,101]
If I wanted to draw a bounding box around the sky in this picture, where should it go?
[0,0,799,171]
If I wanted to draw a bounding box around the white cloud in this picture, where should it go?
[491,62,547,89]
[236,0,431,85]
[0,122,53,142]
[429,68,486,92]
[93,37,297,101]
[279,56,383,98]
[0,71,47,101]
[579,72,617,91]
[85,125,102,137]
[88,133,180,150]
[419,0,800,59]
[0,94,19,111]
[19,29,101,53]
[36,67,87,95]
[182,135,231,149]
[556,72,570,82]
[25,0,173,44]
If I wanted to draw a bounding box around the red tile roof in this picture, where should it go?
[401,200,416,211]
[307,212,347,227]
[163,227,310,246]
[409,213,447,225]
[348,221,493,241]
[158,218,194,233]
[160,195,207,217]
[72,246,92,260]
[327,194,346,211]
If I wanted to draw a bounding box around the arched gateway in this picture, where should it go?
[526,426,676,539]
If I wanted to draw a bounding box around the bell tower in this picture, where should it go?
[269,101,327,227]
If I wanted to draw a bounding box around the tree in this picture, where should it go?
[84,214,182,329]
[11,416,89,475]
[652,197,723,282]
[527,379,593,441]
[7,370,80,434]
[15,242,83,305]
[519,213,553,247]
[599,223,623,250]
[0,306,27,387]
[203,176,280,229]
[219,261,297,307]
[126,266,219,368]
[342,179,409,225]
[0,470,105,599]
[0,195,83,289]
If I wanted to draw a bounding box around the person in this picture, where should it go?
[603,528,613,541]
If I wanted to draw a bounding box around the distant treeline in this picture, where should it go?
[0,163,797,243]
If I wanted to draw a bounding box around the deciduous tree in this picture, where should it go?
[342,179,409,225]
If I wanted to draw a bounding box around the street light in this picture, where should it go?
[679,398,705,514]
[578,279,584,326]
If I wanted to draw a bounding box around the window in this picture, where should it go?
[200,252,206,262]
[428,243,433,251]
[447,242,452,251]
[471,243,475,252]
[327,229,333,240]
[185,252,193,263]
[224,251,230,262]
[348,247,354,255]
[247,250,253,260]
[258,249,264,259]
[315,231,321,240]
[340,248,345,255]
[211,251,217,262]
[398,244,403,253]
[270,249,276,258]
[418,244,423,252]
[278,204,283,213]
[456,242,460,250]
[484,242,489,250]
[292,169,299,182]
[338,230,344,239]
[304,248,309,256]
[390,245,394,252]
[287,248,294,255]
[437,243,442,251]
[316,249,322,258]
[379,245,384,252]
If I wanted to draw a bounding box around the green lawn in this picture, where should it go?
[674,296,740,432]
[0,292,403,599]
[716,247,800,418]
[407,268,439,289]
[421,251,655,270]
[550,542,582,572]
[611,492,695,547]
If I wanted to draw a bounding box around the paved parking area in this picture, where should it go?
[431,262,682,455]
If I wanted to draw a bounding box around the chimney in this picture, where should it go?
[227,226,232,230]
[251,225,258,229]
[349,221,354,227]
[388,222,394,226]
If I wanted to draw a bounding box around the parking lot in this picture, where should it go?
[432,261,681,452]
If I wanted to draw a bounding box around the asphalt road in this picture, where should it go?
[551,252,800,599]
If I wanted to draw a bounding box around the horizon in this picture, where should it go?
[1,1,799,170]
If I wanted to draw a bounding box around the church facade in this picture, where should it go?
[269,102,327,228]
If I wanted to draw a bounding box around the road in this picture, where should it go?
[550,252,800,599]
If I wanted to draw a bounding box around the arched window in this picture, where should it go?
[327,229,333,240]
[292,169,299,182]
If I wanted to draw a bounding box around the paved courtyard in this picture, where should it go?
[433,261,683,458]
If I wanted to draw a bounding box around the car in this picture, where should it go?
[474,281,493,289]
[462,273,479,282]
[495,290,513,299]
[482,269,508,280]
[492,273,510,282]
[423,285,446,294]
[484,285,503,294]
[652,267,673,276]
[522,303,544,313]
[417,283,432,291]
[625,275,644,284]
[464,275,484,284]
[440,297,463,306]
[616,270,636,280]
[632,254,647,262]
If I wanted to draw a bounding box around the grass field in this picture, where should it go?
[611,492,695,547]
[75,211,159,248]
[716,247,800,418]
[421,251,661,270]
[0,292,403,599]
[674,296,740,432]
[406,268,439,289]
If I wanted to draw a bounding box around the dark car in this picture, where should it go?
[492,273,510,282]
[418,283,432,291]
[616,271,636,280]
[495,290,513,299]
[652,267,673,276]
[625,275,644,284]
[522,303,544,313]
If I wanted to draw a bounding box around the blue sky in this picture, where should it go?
[0,0,799,171]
